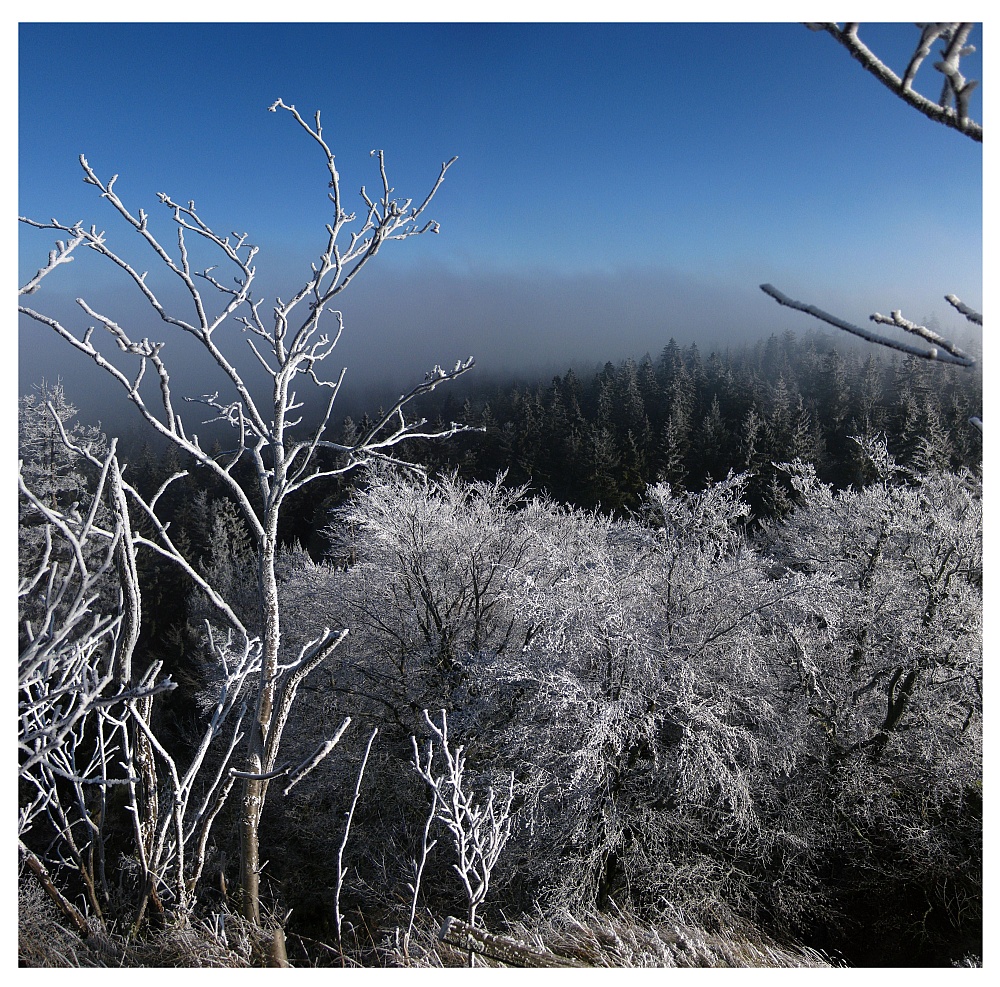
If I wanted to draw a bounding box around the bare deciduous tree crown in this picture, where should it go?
[19,99,473,929]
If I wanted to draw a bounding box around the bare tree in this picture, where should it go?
[411,709,514,943]
[19,98,473,926]
[17,418,271,934]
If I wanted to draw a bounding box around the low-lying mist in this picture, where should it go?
[19,256,980,452]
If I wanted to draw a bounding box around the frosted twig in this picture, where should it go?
[945,294,982,326]
[18,227,89,296]
[807,23,981,141]
[760,285,975,367]
[334,727,378,953]
[869,309,973,364]
[404,771,439,954]
[282,718,352,796]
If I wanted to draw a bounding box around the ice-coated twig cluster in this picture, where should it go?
[806,23,981,141]
[17,434,265,928]
[411,709,514,950]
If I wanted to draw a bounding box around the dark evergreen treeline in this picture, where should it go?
[391,329,982,519]
[114,328,982,567]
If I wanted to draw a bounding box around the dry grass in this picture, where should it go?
[18,878,266,968]
[21,874,832,968]
[385,904,835,968]
[18,878,103,968]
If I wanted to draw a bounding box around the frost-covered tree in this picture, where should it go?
[538,490,787,923]
[19,98,472,928]
[760,442,981,955]
[18,379,107,512]
[18,382,113,634]
[247,469,554,928]
[323,469,548,732]
[766,442,981,781]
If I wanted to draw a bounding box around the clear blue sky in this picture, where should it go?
[18,16,983,422]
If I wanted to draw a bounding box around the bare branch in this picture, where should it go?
[18,227,89,296]
[869,309,973,364]
[760,284,975,367]
[334,726,378,949]
[945,294,983,326]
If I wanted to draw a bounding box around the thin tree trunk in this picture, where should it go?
[240,775,263,926]
[109,457,161,927]
[240,521,281,925]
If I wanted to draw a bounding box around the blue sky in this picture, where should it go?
[17,13,983,424]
